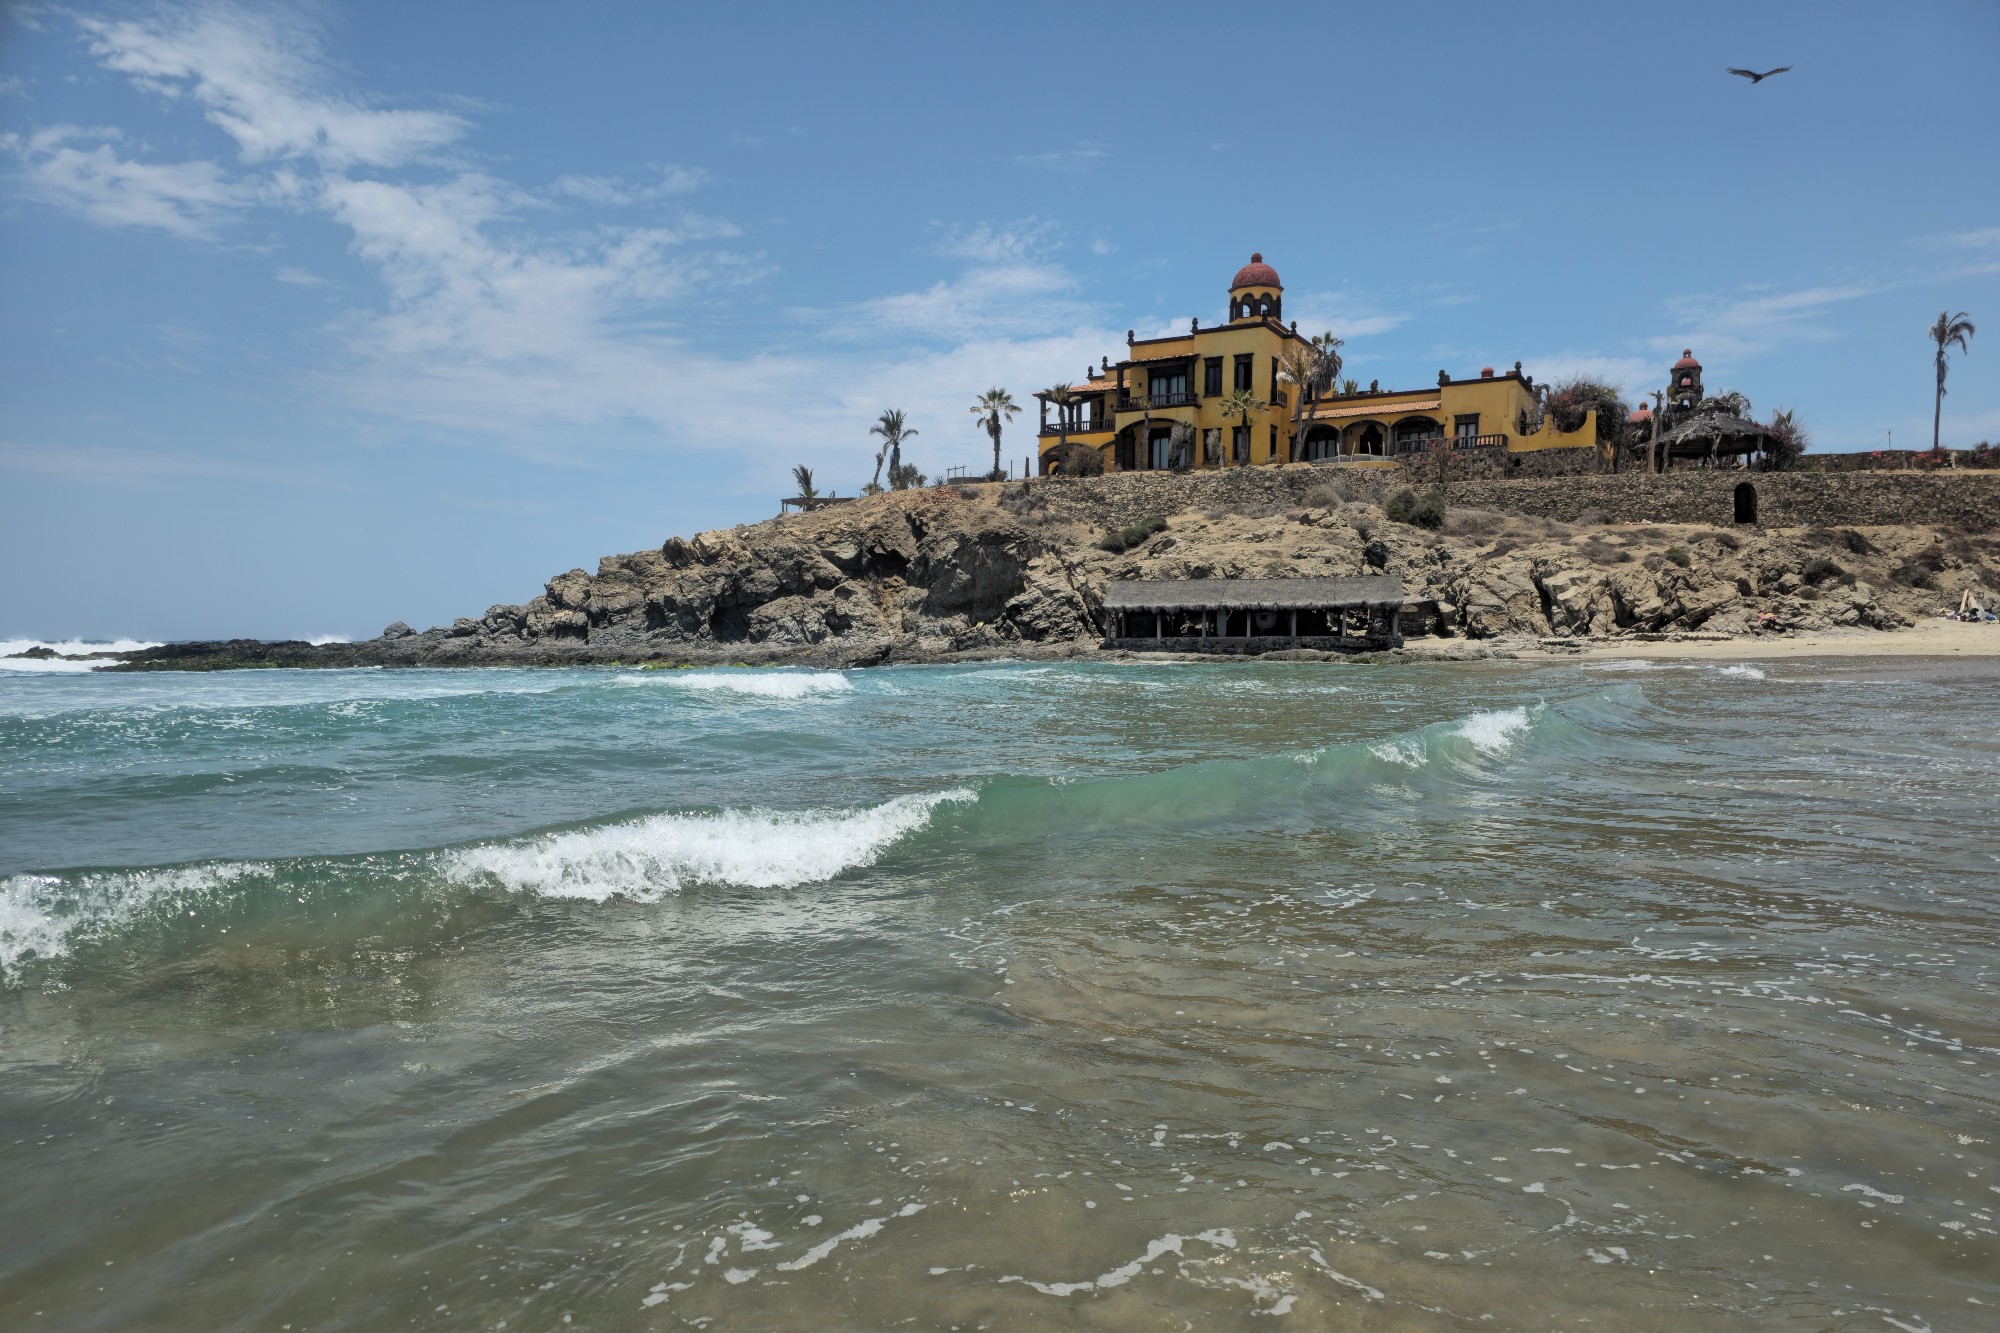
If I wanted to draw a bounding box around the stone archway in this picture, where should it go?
[1733,481,1758,525]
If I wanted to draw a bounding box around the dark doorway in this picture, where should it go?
[1733,482,1758,524]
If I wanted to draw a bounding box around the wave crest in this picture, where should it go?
[441,790,972,901]
[619,670,854,699]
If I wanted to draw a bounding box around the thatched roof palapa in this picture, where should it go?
[1654,412,1774,455]
[1103,576,1405,612]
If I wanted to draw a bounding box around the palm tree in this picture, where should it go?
[869,409,918,491]
[791,464,818,501]
[1280,332,1344,461]
[1044,383,1076,453]
[1217,388,1268,467]
[969,387,1019,481]
[1339,377,1361,397]
[1930,310,1977,451]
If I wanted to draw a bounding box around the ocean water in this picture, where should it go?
[1,658,1996,1330]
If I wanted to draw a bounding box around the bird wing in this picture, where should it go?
[1759,66,1792,78]
[1727,67,1758,79]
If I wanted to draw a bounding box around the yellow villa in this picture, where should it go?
[1035,253,1599,475]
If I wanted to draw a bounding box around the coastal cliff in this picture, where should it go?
[99,469,1999,671]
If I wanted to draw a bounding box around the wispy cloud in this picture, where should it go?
[1654,283,1876,361]
[1013,140,1108,173]
[546,165,709,206]
[4,124,245,237]
[274,264,325,286]
[79,7,466,169]
[1287,289,1407,340]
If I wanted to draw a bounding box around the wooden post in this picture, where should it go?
[1154,612,1162,642]
[1289,609,1297,637]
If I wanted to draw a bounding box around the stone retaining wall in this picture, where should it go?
[1000,465,2000,533]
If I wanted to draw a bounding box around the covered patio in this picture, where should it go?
[1102,576,1407,653]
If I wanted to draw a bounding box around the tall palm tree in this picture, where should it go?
[1280,332,1344,461]
[791,464,818,501]
[1930,310,1976,451]
[969,387,1019,481]
[1217,388,1268,467]
[869,409,918,491]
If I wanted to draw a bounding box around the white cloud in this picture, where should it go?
[1654,283,1875,361]
[1521,353,1662,401]
[4,124,243,237]
[1287,290,1406,340]
[275,265,326,286]
[79,6,466,169]
[20,6,1119,495]
[547,165,709,206]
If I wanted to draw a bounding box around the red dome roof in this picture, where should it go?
[1628,403,1653,421]
[1672,348,1701,370]
[1230,252,1281,290]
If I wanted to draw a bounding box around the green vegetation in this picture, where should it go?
[869,409,919,491]
[791,464,818,500]
[1664,546,1691,568]
[1929,309,1976,450]
[1215,388,1268,466]
[1384,487,1446,530]
[1802,556,1848,586]
[1098,514,1169,553]
[1542,375,1630,448]
[969,387,1019,481]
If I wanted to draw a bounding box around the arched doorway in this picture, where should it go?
[1302,425,1341,462]
[1351,422,1385,457]
[1733,482,1758,524]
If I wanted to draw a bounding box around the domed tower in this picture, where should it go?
[1228,252,1282,324]
[1668,349,1703,411]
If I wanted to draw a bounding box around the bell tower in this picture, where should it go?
[1227,252,1282,324]
[1668,349,1703,411]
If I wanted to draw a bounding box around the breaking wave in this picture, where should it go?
[621,670,855,699]
[0,638,160,673]
[442,790,972,901]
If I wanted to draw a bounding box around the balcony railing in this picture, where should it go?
[1038,420,1114,436]
[1116,391,1198,411]
[1383,432,1510,456]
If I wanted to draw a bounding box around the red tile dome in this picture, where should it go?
[1230,252,1281,290]
[1628,403,1653,422]
[1672,348,1701,370]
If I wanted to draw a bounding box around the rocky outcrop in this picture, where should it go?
[106,474,1999,671]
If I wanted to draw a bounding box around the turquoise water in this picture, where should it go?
[2,659,1996,1329]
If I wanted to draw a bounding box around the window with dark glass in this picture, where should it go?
[1232,425,1249,461]
[1233,354,1253,391]
[1204,357,1223,397]
[1148,368,1188,404]
[1455,413,1480,440]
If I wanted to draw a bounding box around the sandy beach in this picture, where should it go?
[1565,618,2000,661]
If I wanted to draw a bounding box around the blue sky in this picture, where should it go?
[3,1,1996,641]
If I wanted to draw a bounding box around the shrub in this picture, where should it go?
[1098,514,1169,553]
[1052,442,1105,477]
[1801,556,1845,585]
[1891,564,1936,590]
[1302,482,1346,509]
[1542,375,1630,445]
[1664,546,1691,568]
[1384,487,1445,529]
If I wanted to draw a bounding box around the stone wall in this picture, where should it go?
[995,465,2000,533]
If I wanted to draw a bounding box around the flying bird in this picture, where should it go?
[1727,65,1792,83]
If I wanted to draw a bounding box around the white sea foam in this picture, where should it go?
[306,633,352,646]
[619,670,854,699]
[0,638,161,673]
[0,861,272,978]
[442,790,973,901]
[1717,664,1766,679]
[1451,706,1532,755]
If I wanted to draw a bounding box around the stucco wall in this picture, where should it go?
[1006,464,2000,533]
